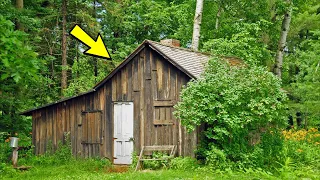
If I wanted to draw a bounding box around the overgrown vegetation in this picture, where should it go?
[0,134,111,179]
[175,58,287,170]
[2,129,320,179]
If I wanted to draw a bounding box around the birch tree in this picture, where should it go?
[215,5,222,30]
[191,0,204,51]
[274,1,292,79]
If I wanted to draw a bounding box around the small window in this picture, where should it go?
[153,106,174,125]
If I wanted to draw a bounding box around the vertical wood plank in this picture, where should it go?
[99,87,106,157]
[127,62,133,100]
[66,103,70,134]
[62,103,66,136]
[47,108,53,152]
[52,105,57,151]
[151,51,157,71]
[154,108,160,145]
[80,96,85,157]
[145,48,151,80]
[82,113,87,158]
[39,111,44,154]
[32,112,36,154]
[166,107,172,145]
[116,73,122,101]
[163,62,170,99]
[43,110,47,153]
[176,71,182,156]
[89,113,93,157]
[170,65,177,100]
[156,57,163,99]
[145,79,152,146]
[121,67,128,101]
[152,71,158,100]
[94,92,99,157]
[133,57,140,91]
[139,50,145,147]
[159,108,165,145]
[75,99,80,157]
[70,101,75,155]
[171,68,177,149]
[133,91,140,152]
[105,85,113,159]
[35,111,40,154]
[57,105,62,149]
[172,108,177,155]
[112,77,117,101]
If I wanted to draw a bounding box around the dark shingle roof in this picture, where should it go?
[147,40,211,78]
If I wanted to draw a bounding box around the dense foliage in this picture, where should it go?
[175,58,287,169]
[0,15,43,133]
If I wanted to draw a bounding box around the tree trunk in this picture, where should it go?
[191,0,203,51]
[15,0,24,30]
[215,5,222,30]
[61,0,68,95]
[93,0,98,82]
[274,1,292,79]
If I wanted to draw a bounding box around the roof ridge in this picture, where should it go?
[145,40,211,56]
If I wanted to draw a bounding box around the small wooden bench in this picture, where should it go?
[135,145,176,171]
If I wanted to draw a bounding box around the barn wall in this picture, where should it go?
[99,46,199,157]
[31,91,110,159]
[31,45,200,160]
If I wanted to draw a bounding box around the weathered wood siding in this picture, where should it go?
[32,93,109,158]
[31,46,199,160]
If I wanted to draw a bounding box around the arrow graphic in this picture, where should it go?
[70,25,111,60]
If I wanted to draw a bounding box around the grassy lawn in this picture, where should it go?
[2,162,320,180]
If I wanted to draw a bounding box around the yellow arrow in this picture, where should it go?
[70,25,111,60]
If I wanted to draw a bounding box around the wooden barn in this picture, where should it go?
[21,39,211,164]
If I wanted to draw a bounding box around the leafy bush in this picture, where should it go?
[169,157,199,170]
[141,152,171,170]
[174,58,288,170]
[205,145,230,169]
[251,130,284,169]
[0,132,11,163]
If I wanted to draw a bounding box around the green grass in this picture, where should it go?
[2,161,320,180]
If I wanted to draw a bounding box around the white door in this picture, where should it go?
[113,102,134,164]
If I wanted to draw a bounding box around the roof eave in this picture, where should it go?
[20,89,96,116]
